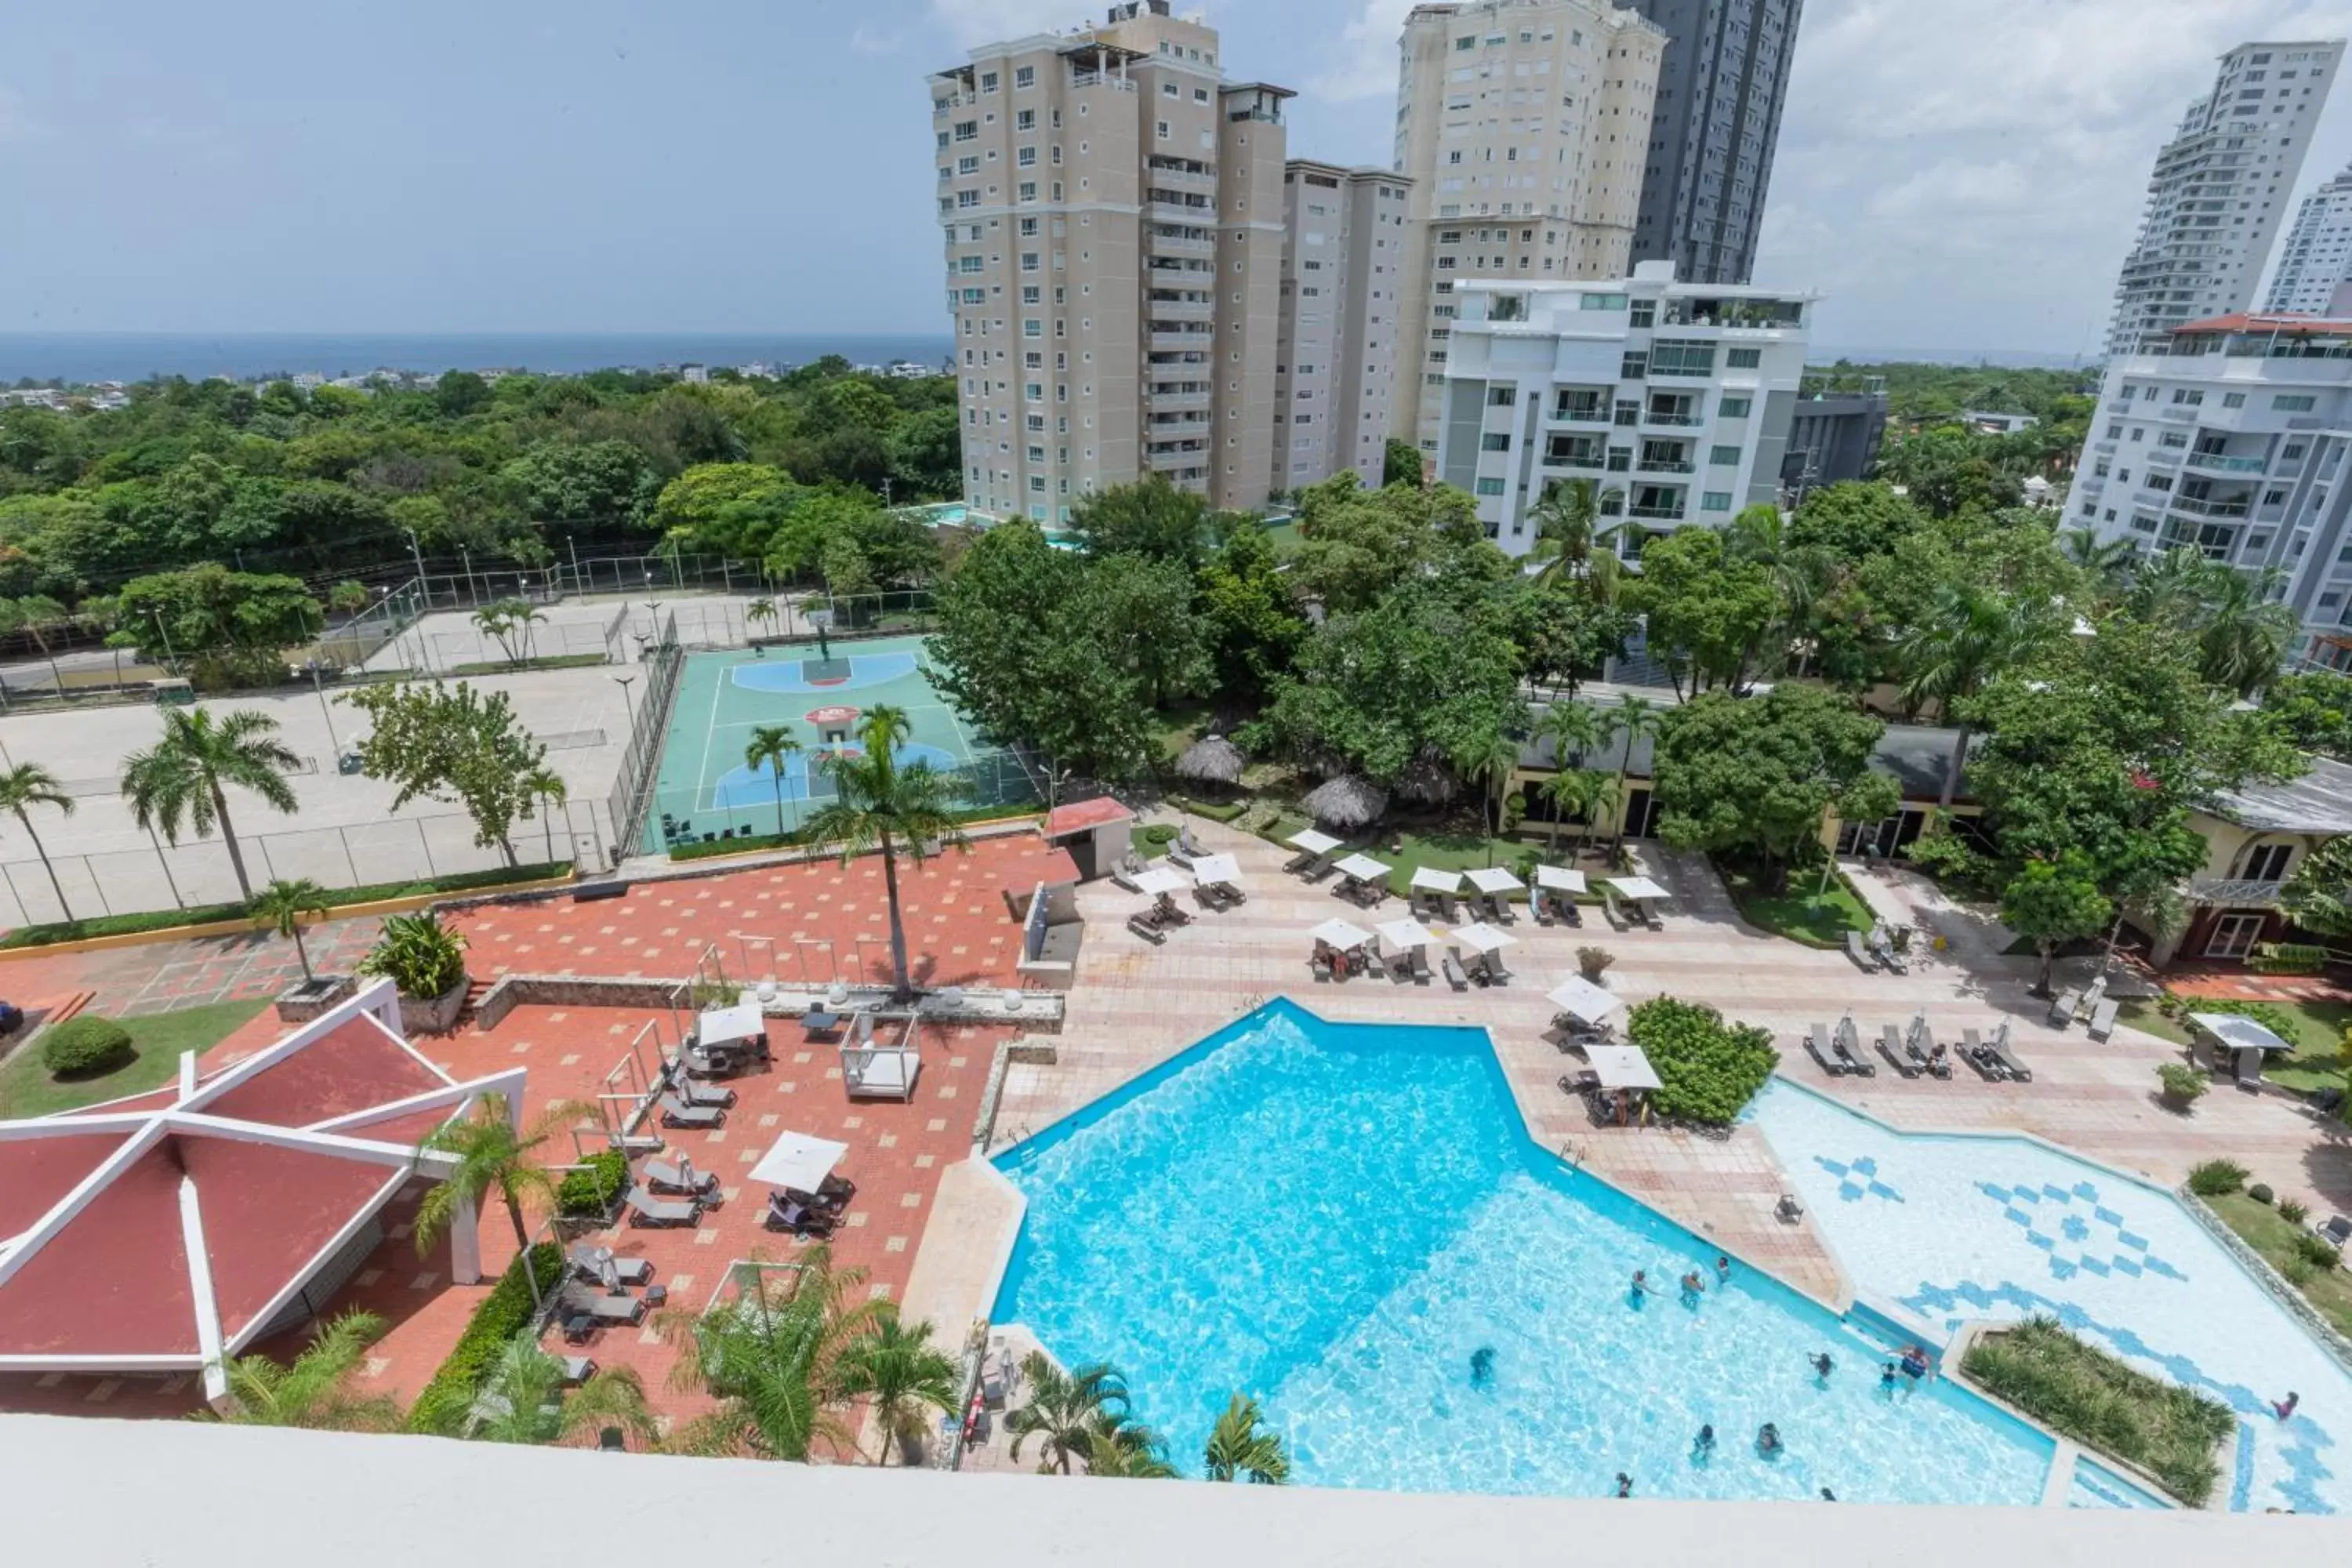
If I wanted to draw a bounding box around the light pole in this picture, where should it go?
[461,546,481,608]
[401,527,427,592]
[147,611,178,673]
[610,673,639,735]
[307,662,340,757]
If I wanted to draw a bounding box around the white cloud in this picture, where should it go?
[926,0,1102,50]
[851,26,906,57]
[0,87,53,145]
[1307,0,1414,102]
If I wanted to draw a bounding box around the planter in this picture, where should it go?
[274,974,358,1024]
[397,975,470,1036]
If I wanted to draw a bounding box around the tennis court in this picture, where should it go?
[642,637,1034,851]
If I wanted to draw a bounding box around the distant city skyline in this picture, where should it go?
[8,1,2352,355]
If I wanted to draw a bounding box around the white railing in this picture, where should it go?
[2188,877,2287,907]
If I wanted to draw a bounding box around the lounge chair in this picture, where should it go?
[1878,1025,1919,1078]
[1846,931,1879,972]
[673,1076,736,1109]
[1904,1015,1951,1080]
[1410,945,1432,985]
[1128,908,1169,943]
[1485,952,1513,985]
[561,1356,596,1385]
[1637,898,1664,932]
[1805,1023,1845,1076]
[1559,897,1583,928]
[1776,1192,1805,1223]
[1154,893,1194,926]
[764,1192,839,1237]
[644,1158,720,1200]
[1479,893,1508,924]
[2086,998,2120,1043]
[2316,1214,2352,1249]
[2048,989,2082,1029]
[1530,887,1555,926]
[1832,1016,1876,1076]
[1987,1026,2032,1083]
[566,1245,654,1288]
[1600,891,1628,931]
[1869,925,1907,975]
[559,1283,647,1327]
[659,1095,725,1130]
[1958,1027,2003,1081]
[623,1188,701,1228]
[1440,951,1470,990]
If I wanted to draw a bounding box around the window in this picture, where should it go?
[1017,146,1036,166]
[1014,65,1034,88]
[1725,347,1762,368]
[1621,353,1647,379]
[1475,477,1508,495]
[1718,395,1751,419]
[979,71,998,92]
[958,256,983,274]
[1580,292,1627,310]
[2223,392,2246,408]
[2244,843,2294,883]
[1708,445,1742,466]
[1629,300,1656,328]
[1480,433,1512,452]
[1701,492,1733,513]
[1487,387,1517,406]
[1649,339,1716,376]
[1156,120,1171,140]
[2275,394,2317,411]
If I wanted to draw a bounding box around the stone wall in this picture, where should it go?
[474,973,690,1031]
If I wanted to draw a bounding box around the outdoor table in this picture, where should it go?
[801,1008,843,1036]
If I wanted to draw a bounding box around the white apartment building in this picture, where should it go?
[1434,260,1811,555]
[1275,161,1414,492]
[2105,40,2343,358]
[2076,311,2352,669]
[1392,0,1667,454]
[2264,163,2352,314]
[929,2,1289,524]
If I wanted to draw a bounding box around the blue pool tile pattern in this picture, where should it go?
[1750,1081,2349,1515]
[992,1004,2051,1502]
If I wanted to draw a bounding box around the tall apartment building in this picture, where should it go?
[1433,261,1812,556]
[2075,311,2352,670]
[2264,163,2352,314]
[2104,39,2343,358]
[929,2,1289,524]
[1274,162,1414,492]
[1392,1,1668,452]
[1622,0,1804,285]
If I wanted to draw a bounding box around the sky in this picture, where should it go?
[8,0,2352,356]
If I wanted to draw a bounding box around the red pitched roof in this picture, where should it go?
[1043,797,1134,837]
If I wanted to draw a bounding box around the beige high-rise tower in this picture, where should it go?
[929,2,1289,524]
[1391,0,1666,452]
[1275,161,1414,493]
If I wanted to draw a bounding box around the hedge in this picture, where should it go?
[0,862,575,949]
[557,1150,629,1218]
[1625,995,1780,1126]
[406,1242,564,1436]
[1166,793,1247,823]
[42,1016,135,1076]
[448,653,610,677]
[667,805,1040,862]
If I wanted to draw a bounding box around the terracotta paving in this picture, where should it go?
[0,918,388,1021]
[2161,965,2352,1005]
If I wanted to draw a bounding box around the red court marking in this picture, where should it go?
[806,706,862,726]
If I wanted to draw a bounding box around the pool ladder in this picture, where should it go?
[1558,1140,1584,1168]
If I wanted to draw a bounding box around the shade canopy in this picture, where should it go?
[1410,866,1465,894]
[1302,775,1388,831]
[699,1000,766,1048]
[1333,854,1392,883]
[1287,828,1344,856]
[1189,853,1243,887]
[1607,877,1671,903]
[1311,918,1373,949]
[1466,867,1523,895]
[1454,921,1517,954]
[1377,917,1438,949]
[1132,867,1189,898]
[1534,865,1588,894]
[2188,1013,2295,1054]
[1546,976,1623,1024]
[1173,735,1246,785]
[749,1130,849,1192]
[1586,1044,1663,1091]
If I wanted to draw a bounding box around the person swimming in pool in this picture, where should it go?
[1631,1269,1655,1300]
[1820,1488,1837,1502]
[1693,1424,1716,1457]
[1811,1353,1835,1379]
[1471,1347,1495,1387]
[1881,1361,1900,1390]
[1716,1255,1733,1284]
[1681,1270,1707,1296]
[1900,1345,1932,1381]
[1615,1473,1634,1498]
[1757,1423,1783,1457]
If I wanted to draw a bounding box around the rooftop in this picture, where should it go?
[2207,753,2352,834]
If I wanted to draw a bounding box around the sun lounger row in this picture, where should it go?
[1806,1014,2031,1083]
[1846,924,1910,975]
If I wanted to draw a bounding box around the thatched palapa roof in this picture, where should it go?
[1303,774,1388,831]
[1174,735,1247,786]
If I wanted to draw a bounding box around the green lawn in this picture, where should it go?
[1150,700,1214,764]
[2117,998,2352,1095]
[1721,865,1874,947]
[0,999,270,1119]
[2207,1192,2352,1342]
[1262,521,1304,554]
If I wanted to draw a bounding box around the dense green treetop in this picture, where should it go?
[1650,684,1899,887]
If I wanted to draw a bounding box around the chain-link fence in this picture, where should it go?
[605,616,687,862]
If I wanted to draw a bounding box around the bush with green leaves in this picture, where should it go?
[1142,824,1178,846]
[2186,1159,2249,1197]
[1625,996,1779,1126]
[2155,1063,2207,1106]
[405,1243,563,1436]
[2281,1199,2311,1225]
[39,1015,135,1077]
[556,1149,629,1218]
[2249,1183,2274,1205]
[357,911,469,999]
[2296,1233,2343,1272]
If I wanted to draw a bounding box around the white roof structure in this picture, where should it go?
[1132,867,1189,897]
[1377,917,1439,949]
[2188,1014,2296,1054]
[1534,865,1588,894]
[1334,854,1392,883]
[1465,867,1523,895]
[1287,828,1343,856]
[1585,1044,1663,1091]
[1189,853,1243,888]
[1410,866,1465,894]
[1607,877,1671,903]
[749,1131,849,1192]
[1546,977,1623,1025]
[1453,922,1517,955]
[1311,918,1374,949]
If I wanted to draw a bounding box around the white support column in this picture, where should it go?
[177,1177,230,1410]
[448,1192,483,1286]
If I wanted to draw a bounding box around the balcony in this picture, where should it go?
[1149,199,1214,224]
[1147,296,1214,321]
[2169,494,2250,518]
[1149,388,1211,411]
[1641,409,1705,429]
[1550,404,1611,426]
[1628,503,1686,521]
[1148,164,1217,189]
[1149,330,1214,351]
[2188,877,2286,907]
[1638,459,1696,474]
[1542,453,1606,472]
[2187,452,2267,474]
[1149,229,1216,256]
[2159,405,2201,423]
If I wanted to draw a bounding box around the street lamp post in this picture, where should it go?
[308,662,340,757]
[461,547,481,608]
[611,673,639,735]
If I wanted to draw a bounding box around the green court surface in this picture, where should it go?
[643,638,1034,851]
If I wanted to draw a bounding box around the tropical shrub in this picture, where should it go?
[358,911,469,998]
[1625,996,1779,1126]
[2155,1063,2207,1107]
[2284,1256,2318,1287]
[1142,824,1178,847]
[2252,942,2328,976]
[556,1149,629,1218]
[2295,1233,2343,1272]
[2186,1159,2249,1197]
[40,1015,134,1076]
[2281,1199,2311,1225]
[406,1243,563,1436]
[2249,1183,2274,1206]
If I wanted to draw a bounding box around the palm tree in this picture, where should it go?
[1202,1393,1290,1483]
[1725,503,1834,677]
[1603,694,1661,854]
[743,724,804,840]
[1532,703,1600,851]
[1527,477,1627,602]
[120,706,300,902]
[249,877,332,984]
[462,1338,662,1448]
[803,706,971,1000]
[2060,526,2136,592]
[0,761,77,923]
[472,598,546,667]
[1542,768,1617,862]
[1007,1353,1131,1475]
[411,1091,597,1259]
[745,597,779,643]
[521,765,568,866]
[837,1309,961,1465]
[1080,1411,1178,1479]
[1450,726,1525,844]
[1896,583,2049,807]
[2123,545,2214,627]
[662,1246,888,1461]
[2197,564,2299,697]
[201,1310,402,1431]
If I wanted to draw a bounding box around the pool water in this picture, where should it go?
[2069,1458,2172,1509]
[993,1002,2053,1501]
[1749,1081,2351,1515]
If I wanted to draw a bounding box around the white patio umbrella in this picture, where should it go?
[1586,1044,1663,1091]
[1546,975,1623,1025]
[1310,918,1374,950]
[1132,866,1189,898]
[1466,866,1523,896]
[1189,853,1243,888]
[1410,866,1465,895]
[1334,853,1392,884]
[1534,865,1588,894]
[2188,1014,2294,1054]
[1453,921,1518,954]
[1377,916,1438,949]
[750,1130,850,1192]
[1606,876,1671,903]
[1287,828,1343,856]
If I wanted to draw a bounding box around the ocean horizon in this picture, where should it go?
[0,332,958,386]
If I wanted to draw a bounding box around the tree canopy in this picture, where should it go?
[1650,684,1899,887]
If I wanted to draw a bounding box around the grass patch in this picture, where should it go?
[1720,863,1873,947]
[1150,700,1214,764]
[1372,826,1549,898]
[1131,824,1174,862]
[2118,998,2352,1095]
[2207,1192,2352,1342]
[1961,1316,2234,1507]
[446,652,612,677]
[0,862,575,949]
[0,998,269,1118]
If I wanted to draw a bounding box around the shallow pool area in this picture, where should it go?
[993,1002,2053,1502]
[1748,1080,2349,1514]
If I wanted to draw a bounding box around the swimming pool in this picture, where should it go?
[1748,1080,2350,1515]
[993,1001,2053,1501]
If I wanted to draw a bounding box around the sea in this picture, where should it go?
[0,332,958,387]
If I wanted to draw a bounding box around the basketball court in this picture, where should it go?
[644,637,1033,851]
